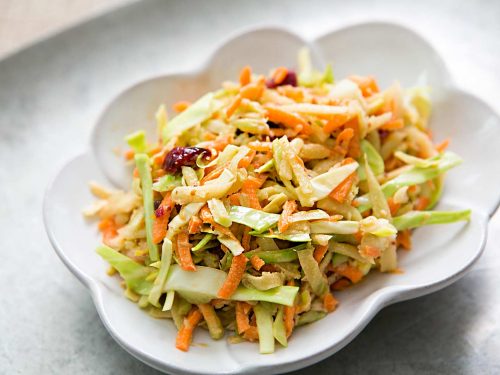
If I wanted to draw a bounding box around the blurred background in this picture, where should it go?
[0,0,127,57]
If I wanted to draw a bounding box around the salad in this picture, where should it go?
[85,49,470,354]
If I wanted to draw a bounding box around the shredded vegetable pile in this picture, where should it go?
[85,49,470,354]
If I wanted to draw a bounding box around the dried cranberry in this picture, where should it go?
[153,199,162,210]
[155,205,165,218]
[162,146,210,174]
[266,70,297,88]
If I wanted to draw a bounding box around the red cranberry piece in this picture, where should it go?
[162,147,210,174]
[266,70,298,88]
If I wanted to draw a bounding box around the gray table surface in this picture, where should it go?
[1,0,499,374]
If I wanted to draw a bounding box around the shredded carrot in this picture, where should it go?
[278,200,297,233]
[335,127,354,155]
[199,205,213,224]
[379,96,404,131]
[188,216,203,235]
[284,280,295,338]
[241,227,251,252]
[228,193,241,206]
[238,149,256,169]
[332,278,351,291]
[323,293,338,313]
[239,65,252,87]
[345,119,361,158]
[387,197,401,216]
[152,192,173,244]
[380,118,404,130]
[248,141,272,152]
[273,67,288,85]
[147,146,162,157]
[397,229,412,250]
[415,196,430,211]
[200,163,227,184]
[348,75,379,97]
[250,255,265,271]
[265,106,309,131]
[124,149,134,160]
[240,83,264,101]
[176,231,196,271]
[173,100,191,113]
[329,172,356,203]
[354,230,363,242]
[210,134,233,152]
[335,264,364,284]
[361,245,381,258]
[226,95,242,118]
[277,85,304,101]
[242,326,259,342]
[236,302,251,334]
[241,176,264,210]
[175,307,203,352]
[435,138,450,153]
[323,113,351,133]
[218,254,248,299]
[98,217,119,246]
[313,244,329,263]
[133,168,139,178]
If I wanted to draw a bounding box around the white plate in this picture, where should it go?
[43,22,500,375]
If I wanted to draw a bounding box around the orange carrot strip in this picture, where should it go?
[211,134,233,152]
[345,119,361,158]
[188,216,203,235]
[98,217,119,246]
[238,149,256,169]
[361,245,381,258]
[313,244,329,263]
[248,141,272,152]
[176,231,196,271]
[265,106,308,130]
[175,307,203,352]
[240,83,264,101]
[124,149,135,160]
[278,200,297,233]
[415,196,430,211]
[273,67,288,85]
[235,302,251,334]
[242,326,259,342]
[284,280,295,338]
[218,254,248,299]
[229,193,242,206]
[133,168,139,178]
[322,113,351,133]
[173,100,191,113]
[348,75,379,97]
[332,278,351,291]
[152,192,173,244]
[335,264,364,284]
[387,197,401,216]
[329,172,356,203]
[380,118,404,131]
[200,164,227,185]
[250,255,265,271]
[435,138,450,153]
[335,127,354,155]
[397,229,412,250]
[199,205,213,223]
[323,293,338,313]
[241,228,251,252]
[226,95,242,118]
[239,65,252,87]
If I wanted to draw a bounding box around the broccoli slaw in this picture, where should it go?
[84,49,470,354]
